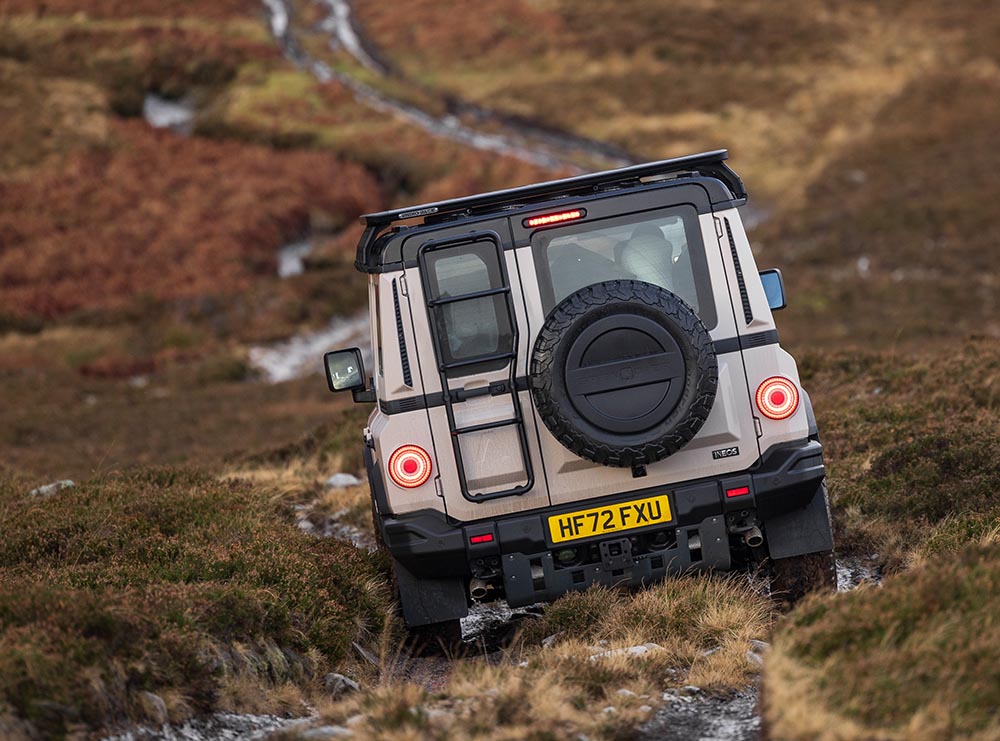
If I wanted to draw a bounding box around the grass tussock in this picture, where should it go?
[765,543,1000,740]
[310,576,773,740]
[800,339,1000,571]
[0,468,393,737]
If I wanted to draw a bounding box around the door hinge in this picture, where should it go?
[753,416,763,438]
[398,274,408,296]
[713,216,724,239]
[434,477,444,498]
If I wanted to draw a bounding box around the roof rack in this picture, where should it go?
[360,150,745,228]
[355,150,746,272]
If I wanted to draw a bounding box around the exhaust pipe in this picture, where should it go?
[469,578,489,600]
[744,526,764,548]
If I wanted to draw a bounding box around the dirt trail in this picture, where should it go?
[262,0,634,172]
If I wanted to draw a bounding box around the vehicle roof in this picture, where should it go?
[360,150,745,228]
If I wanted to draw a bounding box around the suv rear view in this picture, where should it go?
[324,151,835,635]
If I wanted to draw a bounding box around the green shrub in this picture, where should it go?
[767,544,1000,739]
[0,469,391,736]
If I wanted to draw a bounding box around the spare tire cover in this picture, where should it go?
[530,280,717,468]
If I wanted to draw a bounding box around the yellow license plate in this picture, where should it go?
[548,494,673,544]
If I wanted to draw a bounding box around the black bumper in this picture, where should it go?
[376,439,826,607]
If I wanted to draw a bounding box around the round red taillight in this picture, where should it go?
[388,445,432,488]
[756,376,800,420]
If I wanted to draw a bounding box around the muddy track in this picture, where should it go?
[262,0,635,172]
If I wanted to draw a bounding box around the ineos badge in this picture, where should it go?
[712,446,740,460]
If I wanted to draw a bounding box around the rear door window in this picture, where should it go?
[532,205,717,329]
[424,239,514,376]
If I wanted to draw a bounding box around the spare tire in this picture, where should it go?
[530,280,717,468]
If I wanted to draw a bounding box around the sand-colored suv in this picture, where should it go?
[324,151,835,635]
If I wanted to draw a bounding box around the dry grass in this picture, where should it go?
[304,576,773,740]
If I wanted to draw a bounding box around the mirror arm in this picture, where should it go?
[352,380,377,404]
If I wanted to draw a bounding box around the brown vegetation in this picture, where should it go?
[312,576,773,740]
[799,339,1000,572]
[765,542,1000,740]
[1,0,999,737]
[0,468,393,737]
[0,120,379,325]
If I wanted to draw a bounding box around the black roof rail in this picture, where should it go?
[355,150,746,271]
[361,150,744,228]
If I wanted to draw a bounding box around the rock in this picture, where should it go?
[616,688,637,697]
[346,714,365,726]
[137,691,169,725]
[541,632,563,648]
[601,706,616,715]
[301,726,353,739]
[745,650,764,667]
[589,642,663,661]
[28,480,74,497]
[700,645,722,657]
[749,639,770,654]
[324,673,361,699]
[663,690,692,703]
[678,685,702,696]
[326,473,362,489]
[639,705,653,714]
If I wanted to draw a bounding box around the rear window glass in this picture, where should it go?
[424,239,514,376]
[531,205,717,329]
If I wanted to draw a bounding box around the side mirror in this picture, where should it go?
[323,348,366,393]
[759,269,787,311]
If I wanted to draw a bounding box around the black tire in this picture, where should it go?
[406,618,465,656]
[530,280,717,467]
[770,550,837,607]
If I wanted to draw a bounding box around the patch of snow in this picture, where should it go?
[856,255,871,278]
[28,480,75,497]
[326,472,362,489]
[260,0,289,38]
[142,94,194,134]
[320,0,387,75]
[248,313,370,384]
[278,240,313,278]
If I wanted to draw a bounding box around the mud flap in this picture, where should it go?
[394,558,469,627]
[764,483,834,560]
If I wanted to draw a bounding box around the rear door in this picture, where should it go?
[511,190,760,506]
[402,224,551,522]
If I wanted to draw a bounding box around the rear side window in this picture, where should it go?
[424,239,514,377]
[532,205,717,329]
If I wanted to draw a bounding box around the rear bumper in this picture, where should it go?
[378,438,825,588]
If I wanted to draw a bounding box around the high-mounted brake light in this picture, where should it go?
[469,533,494,544]
[756,376,800,420]
[726,486,750,498]
[523,209,585,228]
[388,445,432,488]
